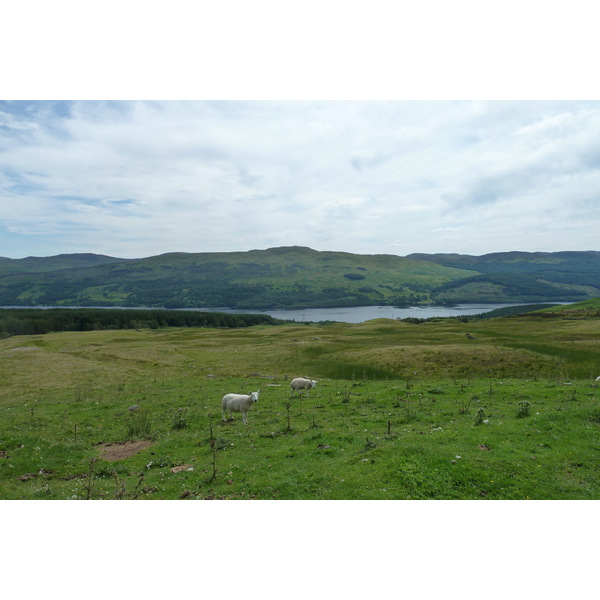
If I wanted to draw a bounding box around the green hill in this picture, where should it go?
[0,246,475,309]
[2,247,600,309]
[409,251,600,303]
[0,253,125,274]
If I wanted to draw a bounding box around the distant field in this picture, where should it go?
[2,309,600,499]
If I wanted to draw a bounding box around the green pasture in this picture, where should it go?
[2,314,600,499]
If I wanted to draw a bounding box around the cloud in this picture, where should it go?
[1,100,599,258]
[0,110,39,131]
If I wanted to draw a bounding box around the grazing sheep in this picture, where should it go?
[596,376,600,382]
[221,391,259,425]
[290,377,317,397]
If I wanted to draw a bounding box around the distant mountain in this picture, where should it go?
[0,253,127,274]
[0,246,473,309]
[406,251,600,273]
[407,251,600,303]
[0,247,598,309]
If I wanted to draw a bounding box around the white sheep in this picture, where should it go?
[290,377,317,397]
[221,391,259,425]
[596,376,600,382]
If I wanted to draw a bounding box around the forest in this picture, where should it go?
[0,308,283,337]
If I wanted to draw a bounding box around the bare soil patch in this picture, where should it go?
[99,439,153,461]
[170,464,193,473]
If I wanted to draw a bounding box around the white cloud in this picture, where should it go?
[1,100,600,258]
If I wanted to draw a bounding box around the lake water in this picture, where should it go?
[1,303,561,324]
[193,303,551,324]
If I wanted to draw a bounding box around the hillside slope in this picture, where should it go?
[409,251,600,303]
[2,247,599,309]
[0,246,475,309]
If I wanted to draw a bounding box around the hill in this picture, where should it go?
[2,247,599,309]
[407,251,600,303]
[0,253,126,274]
[0,247,475,309]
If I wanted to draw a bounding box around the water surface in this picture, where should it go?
[1,303,560,324]
[195,303,548,324]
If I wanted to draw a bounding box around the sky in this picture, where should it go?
[2,99,600,260]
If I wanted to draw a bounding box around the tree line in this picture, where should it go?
[0,308,284,338]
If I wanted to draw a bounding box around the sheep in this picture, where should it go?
[290,377,317,397]
[221,390,259,425]
[596,376,600,382]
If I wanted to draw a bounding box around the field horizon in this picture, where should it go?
[2,301,600,500]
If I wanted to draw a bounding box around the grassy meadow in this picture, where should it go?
[2,312,600,499]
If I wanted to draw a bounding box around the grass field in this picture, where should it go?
[2,313,600,499]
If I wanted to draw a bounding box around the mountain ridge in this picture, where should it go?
[0,247,598,309]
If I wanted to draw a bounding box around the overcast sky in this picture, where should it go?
[2,1,600,261]
[2,100,600,259]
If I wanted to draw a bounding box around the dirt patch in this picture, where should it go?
[99,439,153,461]
[170,464,194,473]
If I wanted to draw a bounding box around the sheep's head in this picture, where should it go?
[250,391,259,403]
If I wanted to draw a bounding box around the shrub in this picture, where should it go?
[213,438,231,450]
[458,399,471,414]
[474,407,485,426]
[343,273,366,281]
[587,408,600,424]
[170,407,190,430]
[516,400,531,418]
[125,406,152,438]
[364,437,378,451]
